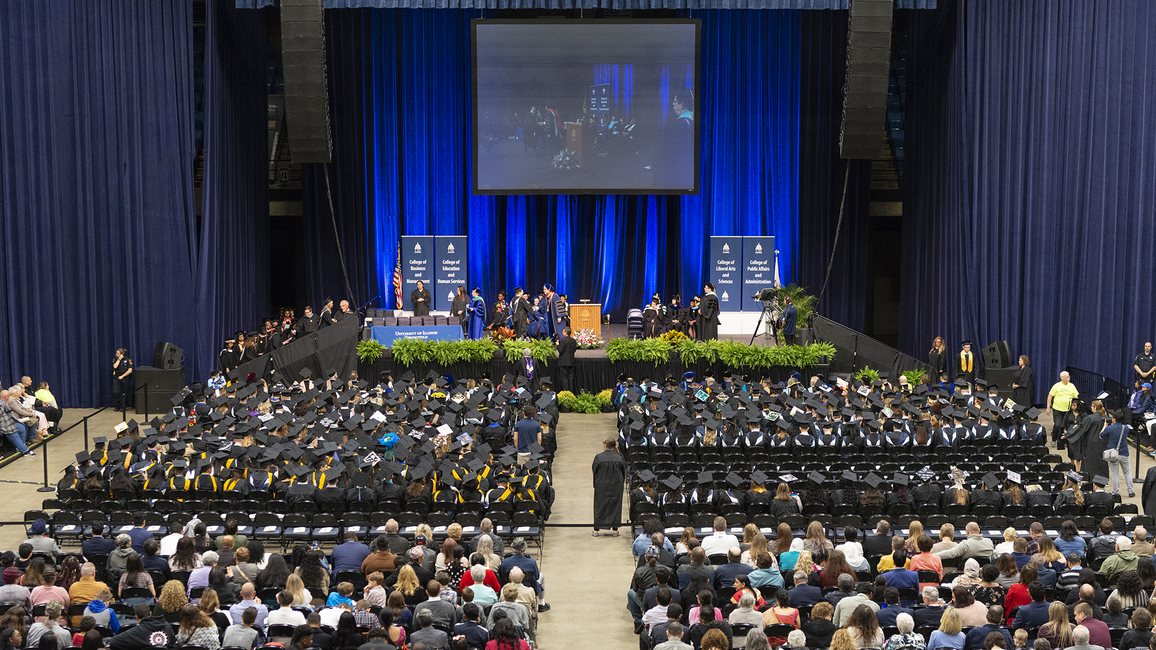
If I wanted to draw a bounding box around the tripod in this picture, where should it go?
[749,301,778,346]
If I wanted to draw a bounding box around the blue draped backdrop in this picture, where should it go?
[900,0,1156,399]
[0,0,270,407]
[304,8,801,320]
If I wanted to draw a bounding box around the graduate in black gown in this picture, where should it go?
[450,285,468,336]
[410,280,432,316]
[1012,355,1034,407]
[643,295,663,338]
[698,284,721,340]
[591,438,626,535]
[490,292,509,331]
[666,295,687,334]
[509,287,530,338]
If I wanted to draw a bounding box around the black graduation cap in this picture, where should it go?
[698,471,714,485]
[981,472,1000,489]
[864,472,883,488]
[842,470,858,484]
[892,471,909,486]
[93,436,108,446]
[74,451,89,464]
[661,475,683,491]
[1092,475,1110,487]
[975,379,988,389]
[725,472,743,488]
[1026,407,1041,420]
[808,471,826,485]
[299,368,313,380]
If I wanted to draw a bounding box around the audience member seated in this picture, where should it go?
[834,581,879,627]
[1074,602,1111,648]
[965,607,1013,650]
[927,608,966,650]
[912,586,946,629]
[701,518,740,557]
[881,612,923,650]
[1011,581,1050,629]
[1067,625,1104,650]
[875,588,912,627]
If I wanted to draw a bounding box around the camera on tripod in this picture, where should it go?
[751,288,776,301]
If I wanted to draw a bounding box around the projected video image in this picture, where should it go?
[472,20,699,195]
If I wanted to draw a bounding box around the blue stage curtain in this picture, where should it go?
[796,10,871,330]
[194,0,271,381]
[241,0,936,10]
[306,8,802,320]
[0,1,197,407]
[900,0,1156,398]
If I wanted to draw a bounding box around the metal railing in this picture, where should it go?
[34,408,108,493]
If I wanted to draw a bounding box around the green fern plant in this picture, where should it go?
[357,339,386,363]
[606,338,673,363]
[901,368,928,385]
[854,366,881,384]
[502,338,555,365]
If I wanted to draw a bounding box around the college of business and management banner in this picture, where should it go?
[434,236,467,312]
[401,236,435,312]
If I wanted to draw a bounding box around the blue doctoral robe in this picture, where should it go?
[467,297,488,339]
[545,293,563,340]
[527,301,548,339]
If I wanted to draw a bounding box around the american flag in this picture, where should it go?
[392,246,403,308]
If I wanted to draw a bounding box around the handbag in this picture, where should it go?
[1104,425,1128,463]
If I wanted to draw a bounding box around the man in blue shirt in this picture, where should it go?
[453,603,490,650]
[329,531,370,578]
[513,407,541,466]
[126,515,153,556]
[964,606,1014,650]
[875,588,913,627]
[883,552,919,590]
[500,538,542,596]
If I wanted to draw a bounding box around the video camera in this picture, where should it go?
[751,288,776,301]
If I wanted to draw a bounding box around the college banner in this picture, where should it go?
[708,236,743,312]
[401,236,435,312]
[434,236,468,311]
[741,236,776,311]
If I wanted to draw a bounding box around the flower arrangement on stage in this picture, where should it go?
[574,328,605,349]
[659,330,687,344]
[552,148,579,172]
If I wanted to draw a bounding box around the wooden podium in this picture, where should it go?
[565,123,583,165]
[569,303,601,333]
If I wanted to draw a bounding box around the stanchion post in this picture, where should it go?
[37,436,54,492]
[83,415,89,451]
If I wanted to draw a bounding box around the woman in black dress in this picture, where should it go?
[410,280,432,316]
[1012,355,1034,406]
[928,336,948,381]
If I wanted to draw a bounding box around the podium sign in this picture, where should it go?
[401,236,434,312]
[708,236,743,312]
[434,236,467,311]
[741,236,776,311]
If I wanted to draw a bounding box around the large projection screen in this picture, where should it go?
[472,20,700,195]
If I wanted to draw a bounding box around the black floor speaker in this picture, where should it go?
[134,366,186,414]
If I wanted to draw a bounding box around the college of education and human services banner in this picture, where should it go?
[434,236,467,312]
[741,236,776,312]
[401,236,434,312]
[708,236,743,312]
